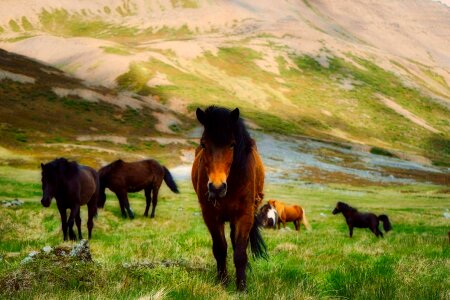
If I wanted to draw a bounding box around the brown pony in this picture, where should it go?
[40,158,99,241]
[98,159,179,218]
[267,199,311,231]
[192,106,267,291]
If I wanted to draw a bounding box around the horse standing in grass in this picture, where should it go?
[268,199,311,231]
[192,106,267,291]
[40,158,99,241]
[98,159,179,219]
[332,201,392,237]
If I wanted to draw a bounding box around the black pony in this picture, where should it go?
[332,202,392,238]
[41,158,99,241]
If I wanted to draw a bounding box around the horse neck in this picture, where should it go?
[342,208,356,218]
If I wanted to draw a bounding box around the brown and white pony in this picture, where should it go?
[268,199,311,231]
[192,106,267,291]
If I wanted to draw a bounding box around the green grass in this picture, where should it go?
[0,168,448,299]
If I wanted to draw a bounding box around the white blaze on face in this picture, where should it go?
[267,207,276,220]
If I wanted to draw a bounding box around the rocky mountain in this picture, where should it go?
[0,0,449,181]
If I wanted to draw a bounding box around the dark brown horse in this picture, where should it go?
[98,159,179,218]
[192,106,267,291]
[40,158,99,241]
[332,202,392,237]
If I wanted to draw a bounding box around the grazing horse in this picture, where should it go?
[257,203,278,229]
[40,158,99,241]
[192,106,267,291]
[332,202,392,237]
[268,199,311,231]
[98,159,179,219]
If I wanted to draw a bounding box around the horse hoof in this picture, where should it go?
[150,215,155,218]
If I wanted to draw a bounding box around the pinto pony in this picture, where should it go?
[192,106,267,291]
[332,201,392,238]
[268,199,311,231]
[257,203,279,229]
[98,159,179,219]
[40,158,99,241]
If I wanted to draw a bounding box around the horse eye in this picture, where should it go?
[201,142,206,149]
[230,142,236,148]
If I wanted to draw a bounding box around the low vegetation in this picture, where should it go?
[0,168,448,299]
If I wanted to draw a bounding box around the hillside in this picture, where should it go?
[0,0,449,175]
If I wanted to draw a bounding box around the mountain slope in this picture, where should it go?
[0,0,449,166]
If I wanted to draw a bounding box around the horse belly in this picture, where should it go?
[79,171,96,205]
[284,207,299,221]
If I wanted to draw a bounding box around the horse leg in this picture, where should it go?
[295,219,300,231]
[373,223,383,238]
[205,216,228,285]
[67,205,80,241]
[118,191,134,219]
[116,191,127,218]
[349,225,354,238]
[233,215,253,291]
[150,185,160,218]
[87,199,96,239]
[144,186,152,217]
[230,223,236,251]
[75,210,83,240]
[57,204,68,241]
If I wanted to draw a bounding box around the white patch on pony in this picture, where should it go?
[267,207,277,220]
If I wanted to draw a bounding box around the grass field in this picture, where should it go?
[0,167,449,299]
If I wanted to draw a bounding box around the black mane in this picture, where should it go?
[201,106,254,171]
[44,157,80,179]
[338,201,358,213]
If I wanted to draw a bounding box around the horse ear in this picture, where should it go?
[40,163,44,169]
[196,108,206,125]
[230,108,239,123]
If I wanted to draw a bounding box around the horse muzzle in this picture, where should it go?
[41,198,51,207]
[332,208,339,214]
[208,182,227,199]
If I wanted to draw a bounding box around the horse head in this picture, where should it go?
[40,162,58,207]
[196,106,242,199]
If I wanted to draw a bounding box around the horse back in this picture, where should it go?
[105,159,164,191]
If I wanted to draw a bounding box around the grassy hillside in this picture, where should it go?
[0,168,448,299]
[0,1,449,166]
[0,49,193,168]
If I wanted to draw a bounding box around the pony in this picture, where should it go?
[98,159,179,219]
[40,158,99,241]
[257,203,278,229]
[332,201,392,237]
[192,106,267,291]
[268,199,311,231]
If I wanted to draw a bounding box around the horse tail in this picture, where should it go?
[163,166,179,193]
[249,216,268,260]
[302,209,312,231]
[378,215,392,232]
